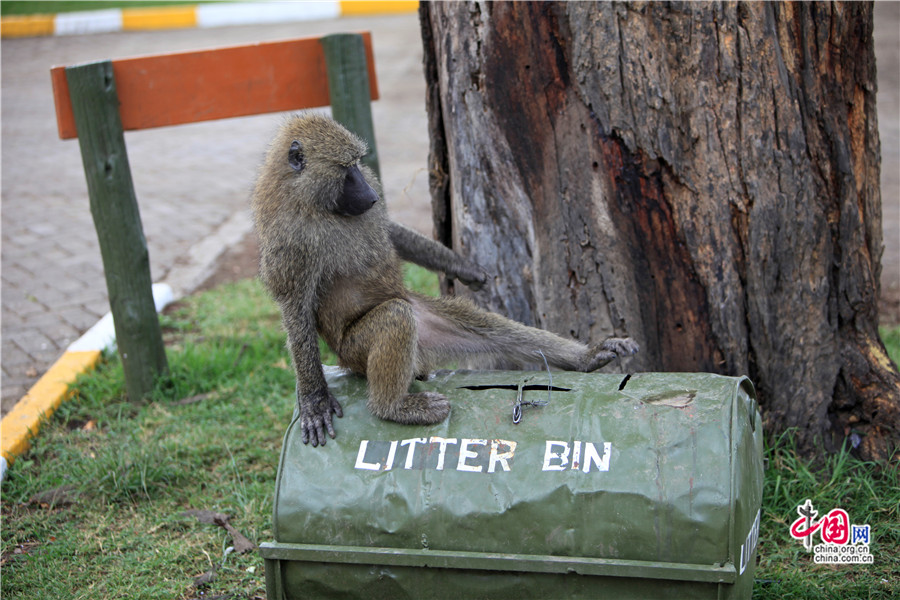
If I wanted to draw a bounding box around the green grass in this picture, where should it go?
[0,267,439,599]
[753,434,899,598]
[0,1,212,16]
[1,277,290,599]
[882,326,900,368]
[1,271,898,598]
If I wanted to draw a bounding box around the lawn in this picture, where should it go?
[1,268,898,598]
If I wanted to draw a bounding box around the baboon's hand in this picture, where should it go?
[584,337,640,371]
[454,261,489,291]
[299,387,343,447]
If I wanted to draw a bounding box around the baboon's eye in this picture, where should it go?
[288,140,305,172]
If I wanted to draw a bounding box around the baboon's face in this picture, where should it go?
[283,116,378,217]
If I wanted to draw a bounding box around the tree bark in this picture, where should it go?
[420,1,899,462]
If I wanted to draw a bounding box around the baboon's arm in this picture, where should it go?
[389,222,488,290]
[281,291,343,447]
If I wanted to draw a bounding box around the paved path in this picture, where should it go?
[876,2,900,322]
[2,7,898,417]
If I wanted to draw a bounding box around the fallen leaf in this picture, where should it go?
[181,509,220,524]
[0,541,40,567]
[192,568,216,587]
[213,514,256,554]
[182,510,256,554]
[66,418,99,432]
[175,393,211,406]
[29,485,77,507]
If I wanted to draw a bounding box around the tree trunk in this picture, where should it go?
[420,1,899,462]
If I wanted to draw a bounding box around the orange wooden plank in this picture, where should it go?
[50,65,74,138]
[51,33,379,140]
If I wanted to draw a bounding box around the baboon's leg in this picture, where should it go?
[411,295,639,372]
[340,299,450,425]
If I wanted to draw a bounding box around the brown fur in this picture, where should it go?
[252,114,638,446]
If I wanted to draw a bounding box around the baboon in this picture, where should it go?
[252,114,638,446]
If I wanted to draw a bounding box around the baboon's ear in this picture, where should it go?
[288,140,305,172]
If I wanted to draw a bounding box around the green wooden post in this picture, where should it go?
[65,60,168,400]
[321,33,381,180]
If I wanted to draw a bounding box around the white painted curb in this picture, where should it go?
[196,2,341,28]
[67,284,174,353]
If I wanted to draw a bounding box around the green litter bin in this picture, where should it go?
[261,368,763,599]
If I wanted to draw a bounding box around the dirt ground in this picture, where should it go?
[196,233,261,293]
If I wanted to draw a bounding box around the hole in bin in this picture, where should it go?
[458,384,571,392]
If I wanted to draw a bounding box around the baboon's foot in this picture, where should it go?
[583,337,640,371]
[373,391,450,425]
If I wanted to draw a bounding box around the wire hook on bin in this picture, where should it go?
[512,349,553,424]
